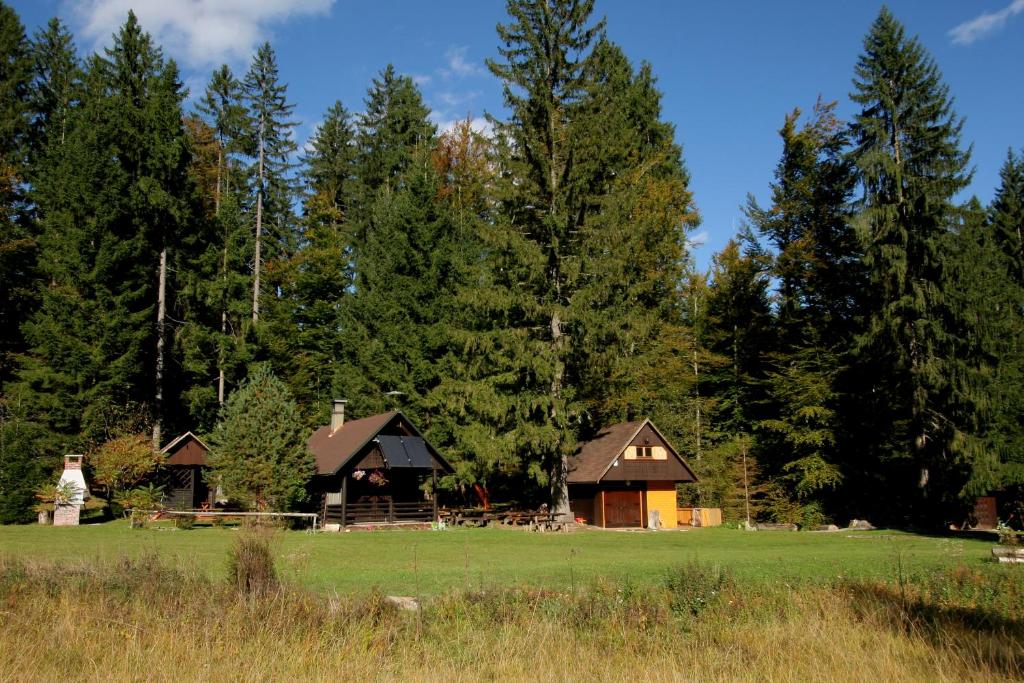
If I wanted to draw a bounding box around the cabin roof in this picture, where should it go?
[307,410,453,476]
[566,419,698,484]
[161,431,210,466]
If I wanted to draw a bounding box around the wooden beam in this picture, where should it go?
[341,475,348,528]
[431,468,438,522]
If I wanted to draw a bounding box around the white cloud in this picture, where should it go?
[69,0,335,68]
[439,45,483,80]
[949,0,1024,46]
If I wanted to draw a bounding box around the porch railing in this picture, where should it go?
[323,498,435,525]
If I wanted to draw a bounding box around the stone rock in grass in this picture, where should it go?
[385,596,420,611]
[812,524,840,532]
[756,522,798,531]
[848,519,876,530]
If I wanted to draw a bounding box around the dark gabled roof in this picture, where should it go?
[307,411,453,476]
[567,419,697,484]
[161,431,210,466]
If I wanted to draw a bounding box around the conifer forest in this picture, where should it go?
[0,0,1022,528]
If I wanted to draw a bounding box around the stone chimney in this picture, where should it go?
[330,399,347,435]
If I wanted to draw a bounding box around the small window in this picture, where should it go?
[635,446,653,458]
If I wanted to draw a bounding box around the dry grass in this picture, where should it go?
[0,555,1020,682]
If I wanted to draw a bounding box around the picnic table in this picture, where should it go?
[438,508,569,532]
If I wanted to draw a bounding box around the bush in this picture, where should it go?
[227,528,278,597]
[174,515,195,530]
[663,561,733,617]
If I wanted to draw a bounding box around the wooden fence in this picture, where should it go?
[677,507,722,527]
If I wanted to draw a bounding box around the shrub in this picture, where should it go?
[227,528,278,597]
[663,561,733,618]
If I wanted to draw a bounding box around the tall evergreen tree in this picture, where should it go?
[207,365,314,511]
[274,101,358,421]
[179,65,252,424]
[27,17,80,162]
[849,8,972,515]
[571,40,699,443]
[745,101,861,522]
[242,43,297,323]
[329,69,438,420]
[18,12,190,448]
[483,0,604,513]
[0,2,32,388]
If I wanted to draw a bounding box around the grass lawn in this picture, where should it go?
[0,520,998,595]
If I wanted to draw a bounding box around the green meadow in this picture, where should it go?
[0,521,998,594]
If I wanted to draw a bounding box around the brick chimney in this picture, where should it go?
[330,399,347,435]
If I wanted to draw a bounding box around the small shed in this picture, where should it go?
[567,419,697,529]
[160,432,212,509]
[309,402,453,528]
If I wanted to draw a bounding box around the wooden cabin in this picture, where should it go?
[308,401,453,528]
[567,419,697,529]
[159,432,213,509]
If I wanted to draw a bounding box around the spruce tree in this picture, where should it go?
[27,17,80,162]
[18,12,190,447]
[849,8,972,515]
[181,65,252,422]
[484,0,604,513]
[0,2,31,388]
[571,40,699,443]
[330,69,438,421]
[242,43,298,323]
[206,365,314,510]
[276,100,357,421]
[746,101,861,521]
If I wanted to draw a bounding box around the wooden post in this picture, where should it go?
[431,468,438,522]
[340,475,348,529]
[388,494,394,523]
[600,490,606,528]
[639,489,645,529]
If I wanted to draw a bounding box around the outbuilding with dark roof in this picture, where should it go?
[308,401,453,528]
[567,419,697,528]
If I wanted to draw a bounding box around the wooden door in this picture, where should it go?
[604,491,642,527]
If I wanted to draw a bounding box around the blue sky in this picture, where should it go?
[11,1,1024,270]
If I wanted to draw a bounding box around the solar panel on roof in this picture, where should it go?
[377,435,412,467]
[376,435,435,469]
[402,436,434,468]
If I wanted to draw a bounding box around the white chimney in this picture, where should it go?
[330,399,347,435]
[54,454,89,526]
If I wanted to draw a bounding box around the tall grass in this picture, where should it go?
[0,554,1019,682]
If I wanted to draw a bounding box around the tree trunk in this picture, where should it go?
[252,127,265,323]
[152,245,167,449]
[550,309,571,520]
[216,146,226,406]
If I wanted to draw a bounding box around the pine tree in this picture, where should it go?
[746,101,861,521]
[180,65,252,423]
[990,150,1024,284]
[570,40,699,445]
[27,17,80,162]
[0,2,32,388]
[242,43,298,323]
[329,68,438,421]
[484,0,605,512]
[350,65,435,252]
[18,12,190,448]
[849,8,972,513]
[206,365,314,510]
[277,100,357,421]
